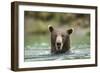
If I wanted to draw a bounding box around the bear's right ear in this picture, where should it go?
[48,25,54,32]
[67,28,73,35]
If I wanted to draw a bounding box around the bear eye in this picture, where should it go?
[62,34,64,37]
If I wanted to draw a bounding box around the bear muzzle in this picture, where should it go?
[57,42,61,48]
[56,42,63,51]
[56,35,63,51]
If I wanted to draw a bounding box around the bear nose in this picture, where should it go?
[57,42,61,46]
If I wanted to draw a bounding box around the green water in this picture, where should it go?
[24,34,90,62]
[24,34,50,48]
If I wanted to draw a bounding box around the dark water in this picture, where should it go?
[24,44,90,62]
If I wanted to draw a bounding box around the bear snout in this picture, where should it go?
[56,42,62,50]
[56,42,63,51]
[57,42,61,47]
[55,35,63,51]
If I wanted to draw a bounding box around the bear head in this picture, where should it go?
[48,25,73,54]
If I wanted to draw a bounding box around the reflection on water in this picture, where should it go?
[24,44,90,62]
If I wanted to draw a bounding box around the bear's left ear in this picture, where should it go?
[48,25,54,32]
[67,28,73,35]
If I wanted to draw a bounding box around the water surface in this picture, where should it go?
[24,44,90,62]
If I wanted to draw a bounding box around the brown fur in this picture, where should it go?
[48,25,73,54]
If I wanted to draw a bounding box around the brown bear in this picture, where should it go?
[48,25,73,54]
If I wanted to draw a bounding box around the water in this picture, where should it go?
[24,33,90,62]
[24,44,90,62]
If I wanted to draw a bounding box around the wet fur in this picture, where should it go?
[48,25,73,54]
